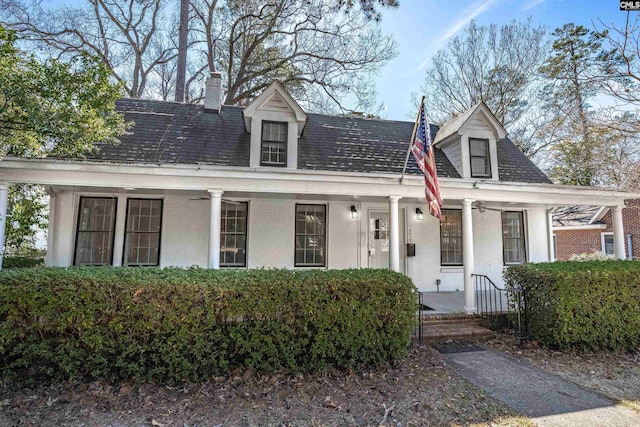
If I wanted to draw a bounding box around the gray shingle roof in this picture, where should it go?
[497,138,552,184]
[298,112,458,177]
[94,99,250,165]
[91,98,550,184]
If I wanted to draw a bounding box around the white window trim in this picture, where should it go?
[220,200,249,268]
[440,208,463,267]
[601,232,614,255]
[294,203,328,268]
[260,121,288,167]
[502,210,528,265]
[469,138,492,178]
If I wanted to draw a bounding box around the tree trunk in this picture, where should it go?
[175,0,189,102]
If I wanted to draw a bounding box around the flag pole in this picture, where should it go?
[400,96,425,184]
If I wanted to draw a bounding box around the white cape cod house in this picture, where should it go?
[0,76,634,312]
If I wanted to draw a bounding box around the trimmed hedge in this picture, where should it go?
[3,256,44,269]
[504,261,640,350]
[0,267,416,383]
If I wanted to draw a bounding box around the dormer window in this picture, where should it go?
[434,103,504,180]
[261,121,288,167]
[470,138,491,178]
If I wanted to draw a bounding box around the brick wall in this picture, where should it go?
[555,199,640,260]
[555,228,603,261]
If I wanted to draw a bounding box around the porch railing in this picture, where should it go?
[472,274,528,343]
[413,291,426,347]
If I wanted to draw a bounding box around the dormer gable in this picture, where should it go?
[243,81,308,169]
[433,102,506,180]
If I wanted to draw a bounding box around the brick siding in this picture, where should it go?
[555,199,640,260]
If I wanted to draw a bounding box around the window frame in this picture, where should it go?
[220,201,249,268]
[440,209,463,267]
[294,203,327,268]
[73,196,118,266]
[601,232,614,256]
[469,138,492,178]
[502,211,527,265]
[122,198,164,267]
[260,121,288,167]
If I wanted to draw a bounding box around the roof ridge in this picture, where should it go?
[116,98,438,127]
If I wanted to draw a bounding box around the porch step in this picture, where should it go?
[420,323,495,344]
[420,312,481,325]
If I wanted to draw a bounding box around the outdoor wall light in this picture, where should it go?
[416,208,424,221]
[350,205,359,219]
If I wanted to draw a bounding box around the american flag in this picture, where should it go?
[411,100,442,219]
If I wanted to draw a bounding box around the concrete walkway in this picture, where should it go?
[437,343,640,427]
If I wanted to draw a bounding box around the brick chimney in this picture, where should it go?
[204,72,222,112]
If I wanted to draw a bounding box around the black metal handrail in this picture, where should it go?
[413,291,426,347]
[472,274,527,343]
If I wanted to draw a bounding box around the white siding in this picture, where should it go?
[467,115,492,133]
[327,201,359,269]
[527,208,550,263]
[161,195,209,267]
[407,208,504,292]
[48,191,75,267]
[472,209,506,286]
[406,210,443,290]
[439,112,500,180]
[441,143,463,176]
[262,93,292,113]
[49,194,550,292]
[247,198,295,268]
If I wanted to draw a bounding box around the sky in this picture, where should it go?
[39,0,632,120]
[376,0,631,120]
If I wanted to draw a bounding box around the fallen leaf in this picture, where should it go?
[323,396,337,409]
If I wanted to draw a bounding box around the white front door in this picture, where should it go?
[368,211,405,272]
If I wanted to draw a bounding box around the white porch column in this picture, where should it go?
[388,195,402,272]
[45,188,56,267]
[612,205,626,260]
[111,196,127,267]
[462,199,476,313]
[208,190,223,269]
[547,209,555,262]
[0,183,8,270]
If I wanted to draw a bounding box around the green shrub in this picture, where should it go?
[0,267,416,383]
[504,261,640,350]
[3,256,44,269]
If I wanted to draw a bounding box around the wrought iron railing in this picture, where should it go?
[413,291,426,346]
[472,274,527,343]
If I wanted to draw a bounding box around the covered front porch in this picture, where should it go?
[0,157,633,314]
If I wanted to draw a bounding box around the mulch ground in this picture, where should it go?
[488,335,640,413]
[0,346,529,427]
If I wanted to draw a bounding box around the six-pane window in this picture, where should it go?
[220,201,248,267]
[502,211,526,265]
[75,197,535,269]
[440,209,463,266]
[124,199,162,266]
[295,204,326,267]
[74,197,117,265]
[261,121,287,166]
[470,138,491,178]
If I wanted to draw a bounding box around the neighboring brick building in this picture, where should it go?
[553,199,640,260]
